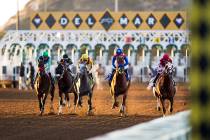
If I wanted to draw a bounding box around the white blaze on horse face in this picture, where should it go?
[165,62,174,74]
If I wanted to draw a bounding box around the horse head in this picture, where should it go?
[163,62,174,76]
[79,63,88,76]
[38,60,46,76]
[112,65,126,87]
[116,65,125,76]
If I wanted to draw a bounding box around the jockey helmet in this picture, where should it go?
[81,54,89,61]
[63,54,68,59]
[38,56,44,62]
[43,51,48,57]
[160,53,172,65]
[162,53,170,60]
[116,48,123,55]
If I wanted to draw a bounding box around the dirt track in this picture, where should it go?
[0,84,190,140]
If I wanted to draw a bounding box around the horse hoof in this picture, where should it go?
[157,107,161,111]
[39,111,43,116]
[87,111,93,116]
[58,112,62,115]
[48,112,55,115]
[112,102,119,109]
[120,111,127,117]
[120,113,126,117]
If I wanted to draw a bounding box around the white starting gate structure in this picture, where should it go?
[0,11,190,82]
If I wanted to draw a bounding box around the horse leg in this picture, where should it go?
[37,94,43,115]
[156,98,161,111]
[87,92,93,115]
[169,98,174,113]
[160,98,166,117]
[66,93,70,108]
[65,93,71,114]
[73,92,78,113]
[58,90,63,115]
[50,86,55,113]
[112,95,118,109]
[120,94,127,116]
[77,93,82,108]
[41,93,48,115]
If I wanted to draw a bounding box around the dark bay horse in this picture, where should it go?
[153,62,176,116]
[55,62,78,115]
[110,66,130,116]
[34,60,54,115]
[75,63,95,115]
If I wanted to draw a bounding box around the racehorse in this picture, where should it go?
[75,63,95,115]
[153,62,176,116]
[55,62,78,115]
[110,65,130,116]
[34,60,55,116]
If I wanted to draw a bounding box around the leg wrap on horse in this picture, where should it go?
[109,69,115,81]
[153,73,160,87]
[108,69,116,86]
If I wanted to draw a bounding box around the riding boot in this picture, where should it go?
[173,79,176,86]
[124,69,130,81]
[108,69,115,86]
[30,76,34,89]
[153,73,160,87]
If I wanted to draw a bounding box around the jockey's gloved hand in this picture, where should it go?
[118,64,123,68]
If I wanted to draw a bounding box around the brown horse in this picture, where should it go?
[55,62,78,115]
[153,62,176,116]
[34,60,54,116]
[110,66,130,116]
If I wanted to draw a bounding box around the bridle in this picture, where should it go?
[164,62,174,75]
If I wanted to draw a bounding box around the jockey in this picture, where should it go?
[42,51,50,72]
[60,54,73,72]
[78,53,94,81]
[108,48,130,85]
[147,53,174,89]
[34,51,54,85]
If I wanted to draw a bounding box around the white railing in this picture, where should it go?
[89,110,191,140]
